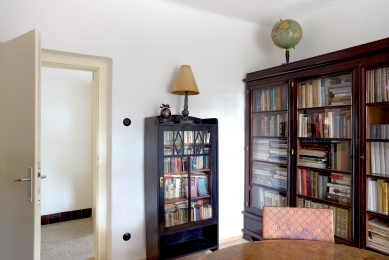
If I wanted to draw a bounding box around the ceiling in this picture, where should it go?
[161,0,342,27]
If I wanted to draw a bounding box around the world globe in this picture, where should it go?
[271,19,303,50]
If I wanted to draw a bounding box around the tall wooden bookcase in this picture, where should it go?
[145,115,218,260]
[242,37,389,254]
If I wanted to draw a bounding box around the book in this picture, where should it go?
[368,178,377,211]
[314,113,321,137]
[386,143,389,176]
[381,181,388,214]
[197,176,209,196]
[371,142,376,174]
[336,207,342,237]
[329,205,337,234]
[380,142,386,175]
[375,142,381,174]
[327,112,334,138]
[184,177,198,198]
[377,179,383,213]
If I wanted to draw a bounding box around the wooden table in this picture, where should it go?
[198,240,389,260]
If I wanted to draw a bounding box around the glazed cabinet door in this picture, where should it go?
[160,127,214,228]
[294,72,354,245]
[246,82,291,216]
[364,65,389,255]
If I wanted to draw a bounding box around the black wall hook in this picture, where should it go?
[123,233,131,241]
[123,118,131,126]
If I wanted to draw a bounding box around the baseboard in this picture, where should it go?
[219,235,244,245]
[41,208,92,225]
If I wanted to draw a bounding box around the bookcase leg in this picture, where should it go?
[243,234,255,242]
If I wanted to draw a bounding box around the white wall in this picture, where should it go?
[0,1,267,259]
[267,0,389,67]
[41,67,94,215]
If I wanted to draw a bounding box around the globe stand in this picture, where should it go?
[285,50,290,64]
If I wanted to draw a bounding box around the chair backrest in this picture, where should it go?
[262,206,334,243]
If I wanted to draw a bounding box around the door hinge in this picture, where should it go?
[292,82,294,88]
[246,202,248,206]
[291,149,294,155]
[247,90,249,94]
[159,177,164,188]
[246,146,249,151]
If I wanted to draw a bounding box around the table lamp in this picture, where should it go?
[171,65,200,123]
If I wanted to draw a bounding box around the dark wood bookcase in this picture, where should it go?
[145,115,219,260]
[242,37,389,254]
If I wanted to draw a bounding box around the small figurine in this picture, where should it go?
[160,104,171,119]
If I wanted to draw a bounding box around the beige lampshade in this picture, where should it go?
[171,65,200,95]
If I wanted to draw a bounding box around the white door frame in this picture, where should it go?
[41,49,112,260]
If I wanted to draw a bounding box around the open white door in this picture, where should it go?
[0,29,41,259]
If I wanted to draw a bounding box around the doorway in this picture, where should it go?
[40,66,94,259]
[40,50,111,259]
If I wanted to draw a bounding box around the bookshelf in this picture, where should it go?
[145,115,218,259]
[295,73,353,244]
[364,66,389,255]
[243,37,389,252]
[242,82,290,241]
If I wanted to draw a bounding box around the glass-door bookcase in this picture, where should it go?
[145,115,218,260]
[242,81,290,241]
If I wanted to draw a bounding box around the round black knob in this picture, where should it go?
[123,118,131,126]
[123,233,131,241]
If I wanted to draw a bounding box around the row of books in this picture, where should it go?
[252,162,287,191]
[164,146,210,156]
[253,85,288,112]
[370,142,389,175]
[165,199,212,227]
[252,139,287,163]
[298,139,350,171]
[298,110,351,138]
[253,113,288,137]
[368,218,389,254]
[368,124,389,139]
[163,131,211,145]
[366,67,389,103]
[298,75,352,109]
[251,186,286,210]
[297,197,351,239]
[297,170,351,206]
[164,176,209,199]
[367,178,389,213]
[163,155,210,173]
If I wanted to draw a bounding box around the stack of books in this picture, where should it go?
[368,218,389,253]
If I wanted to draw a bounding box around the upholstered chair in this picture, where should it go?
[262,206,334,243]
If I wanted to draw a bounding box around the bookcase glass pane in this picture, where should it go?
[298,108,351,138]
[164,130,211,156]
[367,178,389,213]
[366,142,389,176]
[297,73,351,109]
[297,197,351,239]
[252,84,288,112]
[252,138,287,164]
[251,162,287,191]
[163,129,213,227]
[366,67,389,103]
[297,139,351,172]
[296,169,351,207]
[250,185,286,210]
[252,113,288,137]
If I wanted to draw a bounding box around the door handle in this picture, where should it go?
[13,167,33,203]
[41,175,47,179]
[14,177,31,182]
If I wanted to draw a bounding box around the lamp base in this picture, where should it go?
[177,115,194,124]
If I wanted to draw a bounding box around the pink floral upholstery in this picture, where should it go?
[262,206,334,243]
